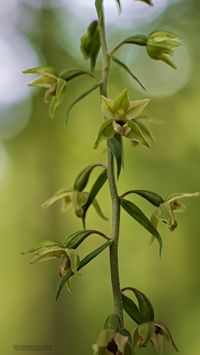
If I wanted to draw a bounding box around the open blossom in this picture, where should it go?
[94,89,154,150]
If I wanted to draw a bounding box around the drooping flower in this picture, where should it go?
[146,31,182,69]
[132,320,178,353]
[94,89,154,149]
[42,188,108,221]
[93,328,134,355]
[22,240,80,279]
[23,66,67,118]
[151,192,200,233]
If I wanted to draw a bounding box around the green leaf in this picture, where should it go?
[60,69,94,82]
[80,20,100,71]
[56,240,112,300]
[121,190,164,207]
[94,119,115,149]
[122,294,142,324]
[135,0,153,6]
[95,0,103,18]
[111,55,146,91]
[73,163,103,192]
[115,0,121,12]
[120,198,162,255]
[65,83,99,126]
[121,35,147,46]
[122,287,154,323]
[108,134,124,179]
[64,229,108,249]
[92,198,109,221]
[82,169,107,228]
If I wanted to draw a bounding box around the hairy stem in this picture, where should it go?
[97,0,123,325]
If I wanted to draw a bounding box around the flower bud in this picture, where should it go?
[146,31,182,69]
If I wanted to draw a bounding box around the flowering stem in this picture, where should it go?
[96,0,124,326]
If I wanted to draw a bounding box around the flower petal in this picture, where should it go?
[127,99,150,120]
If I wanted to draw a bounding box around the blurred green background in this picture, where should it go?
[0,0,200,354]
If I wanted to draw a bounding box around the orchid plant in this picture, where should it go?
[22,0,199,354]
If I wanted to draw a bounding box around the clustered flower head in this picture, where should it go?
[23,66,67,118]
[94,89,154,150]
[146,31,182,69]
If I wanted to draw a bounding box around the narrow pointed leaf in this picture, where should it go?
[136,0,153,5]
[122,287,154,322]
[73,163,103,192]
[82,169,107,227]
[121,190,164,207]
[64,229,108,249]
[115,0,121,12]
[108,134,123,179]
[120,198,162,255]
[60,69,95,82]
[65,83,99,126]
[95,0,103,18]
[56,240,112,300]
[111,55,146,91]
[122,294,142,324]
[92,198,109,221]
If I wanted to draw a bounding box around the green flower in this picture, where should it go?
[151,192,200,235]
[94,89,154,149]
[23,66,67,118]
[22,240,80,278]
[42,188,108,221]
[146,31,182,69]
[93,329,134,355]
[132,320,178,353]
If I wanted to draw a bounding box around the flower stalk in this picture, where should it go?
[97,0,124,326]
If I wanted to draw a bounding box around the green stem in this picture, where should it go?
[96,0,123,326]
